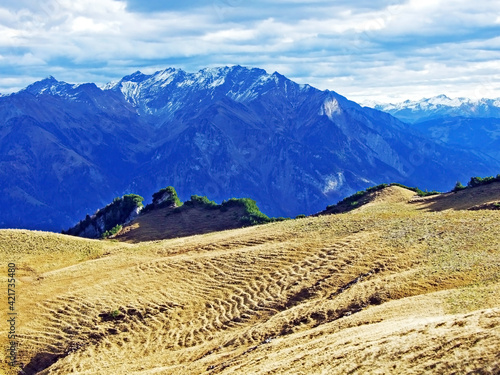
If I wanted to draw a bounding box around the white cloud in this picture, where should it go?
[0,0,500,102]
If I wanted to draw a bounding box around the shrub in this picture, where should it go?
[295,214,306,219]
[415,188,440,197]
[221,198,272,225]
[453,181,467,192]
[390,183,418,192]
[141,186,183,213]
[185,195,219,208]
[272,217,289,222]
[468,175,500,188]
[366,183,389,193]
[389,183,439,196]
[122,194,144,209]
[341,190,367,205]
[102,224,122,239]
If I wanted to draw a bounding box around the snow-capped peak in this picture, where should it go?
[370,94,500,123]
[23,76,71,97]
[100,65,300,117]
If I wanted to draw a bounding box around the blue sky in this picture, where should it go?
[1,0,499,102]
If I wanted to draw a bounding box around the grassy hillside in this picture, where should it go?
[1,184,499,374]
[115,195,277,243]
[64,186,278,242]
[116,202,254,243]
[319,180,500,215]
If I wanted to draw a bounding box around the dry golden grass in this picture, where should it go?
[410,181,500,211]
[115,205,251,243]
[0,185,499,374]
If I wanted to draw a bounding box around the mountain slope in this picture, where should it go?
[1,186,499,374]
[114,67,499,217]
[411,116,500,161]
[0,80,152,230]
[2,67,499,230]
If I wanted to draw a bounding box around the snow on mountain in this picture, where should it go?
[369,95,500,123]
[23,76,75,97]
[368,94,500,163]
[2,66,500,231]
[102,66,314,119]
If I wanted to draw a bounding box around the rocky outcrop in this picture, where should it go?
[63,194,144,239]
[152,187,181,208]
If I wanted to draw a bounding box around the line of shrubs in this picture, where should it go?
[453,174,500,192]
[171,194,287,225]
[389,183,440,197]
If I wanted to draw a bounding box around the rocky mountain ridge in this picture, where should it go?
[1,66,499,230]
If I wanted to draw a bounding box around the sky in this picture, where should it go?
[1,0,499,103]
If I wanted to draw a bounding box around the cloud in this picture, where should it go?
[0,0,499,102]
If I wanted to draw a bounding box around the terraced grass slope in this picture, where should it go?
[1,185,499,374]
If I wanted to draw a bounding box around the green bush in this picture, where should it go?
[335,183,389,208]
[123,194,144,209]
[389,183,439,196]
[415,188,440,197]
[390,183,418,192]
[142,186,182,213]
[272,217,289,222]
[102,224,122,239]
[453,181,467,192]
[222,198,272,225]
[341,190,367,205]
[468,175,500,188]
[295,214,306,219]
[366,183,389,193]
[184,195,219,208]
[97,194,143,230]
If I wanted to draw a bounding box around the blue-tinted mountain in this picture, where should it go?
[370,95,500,162]
[0,78,152,229]
[411,117,500,161]
[1,67,499,231]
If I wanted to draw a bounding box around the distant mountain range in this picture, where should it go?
[369,95,500,123]
[367,95,500,162]
[1,67,499,231]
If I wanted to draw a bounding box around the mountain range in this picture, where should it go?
[1,67,499,231]
[369,94,500,123]
[368,95,500,162]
